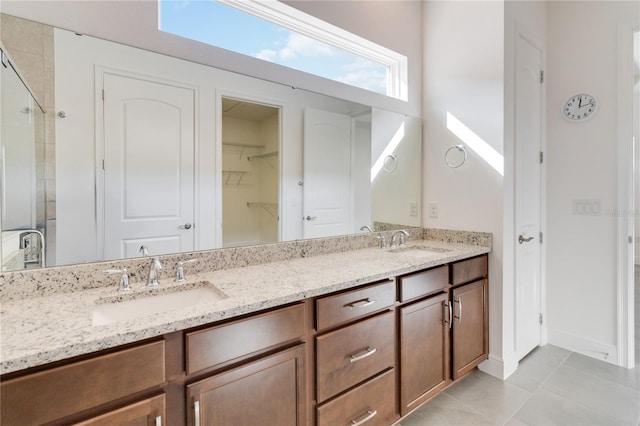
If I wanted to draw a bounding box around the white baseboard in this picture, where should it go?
[547,329,618,366]
[478,351,519,380]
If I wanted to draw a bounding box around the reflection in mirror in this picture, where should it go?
[0,49,46,271]
[222,98,280,247]
[0,14,422,271]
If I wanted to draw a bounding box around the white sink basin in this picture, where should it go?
[92,283,227,326]
[388,245,452,256]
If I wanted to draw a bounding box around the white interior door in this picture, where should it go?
[303,108,352,239]
[102,73,195,259]
[515,34,543,360]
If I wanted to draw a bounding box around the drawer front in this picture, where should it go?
[186,303,305,374]
[1,340,165,426]
[452,255,488,286]
[399,265,449,302]
[73,394,165,426]
[317,369,397,426]
[316,311,395,402]
[316,280,395,331]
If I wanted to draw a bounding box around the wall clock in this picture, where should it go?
[562,93,598,121]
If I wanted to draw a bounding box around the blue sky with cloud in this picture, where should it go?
[159,0,388,94]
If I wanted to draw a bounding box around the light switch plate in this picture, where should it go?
[429,203,439,218]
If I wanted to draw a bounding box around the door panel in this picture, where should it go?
[515,34,543,360]
[102,73,195,259]
[303,108,352,239]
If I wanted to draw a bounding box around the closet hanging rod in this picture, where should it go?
[247,151,278,160]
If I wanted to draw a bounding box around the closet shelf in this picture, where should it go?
[222,170,249,186]
[247,151,278,168]
[222,142,266,149]
[247,202,278,218]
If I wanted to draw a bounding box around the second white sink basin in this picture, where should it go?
[92,283,227,326]
[388,245,452,256]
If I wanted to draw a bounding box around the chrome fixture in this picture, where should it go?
[104,268,130,292]
[176,259,197,283]
[360,225,373,233]
[376,233,387,249]
[140,245,162,287]
[390,230,409,248]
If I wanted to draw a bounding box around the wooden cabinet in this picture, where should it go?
[73,394,165,426]
[399,293,450,416]
[185,303,305,374]
[314,283,398,425]
[451,278,489,380]
[1,254,489,426]
[317,369,397,426]
[0,340,166,426]
[316,311,395,402]
[186,345,306,426]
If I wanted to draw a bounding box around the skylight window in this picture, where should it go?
[159,0,407,100]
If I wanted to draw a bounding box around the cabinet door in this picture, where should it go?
[452,279,488,380]
[73,394,165,426]
[187,345,306,426]
[399,293,449,415]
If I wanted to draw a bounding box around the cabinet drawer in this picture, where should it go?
[186,303,305,374]
[1,340,165,426]
[316,311,395,402]
[399,265,448,302]
[316,280,395,331]
[73,394,165,426]
[317,369,397,426]
[452,255,488,286]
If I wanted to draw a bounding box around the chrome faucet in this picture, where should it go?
[360,225,373,233]
[140,245,162,287]
[376,233,387,249]
[390,230,409,248]
[104,268,130,292]
[175,259,197,283]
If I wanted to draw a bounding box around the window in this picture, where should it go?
[159,0,407,100]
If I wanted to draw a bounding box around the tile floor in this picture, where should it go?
[400,345,640,426]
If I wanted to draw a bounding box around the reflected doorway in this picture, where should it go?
[221,98,280,248]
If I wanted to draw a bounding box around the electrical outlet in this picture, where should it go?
[409,202,418,217]
[429,203,439,218]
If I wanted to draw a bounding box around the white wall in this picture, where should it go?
[422,0,506,376]
[546,1,640,362]
[3,0,422,117]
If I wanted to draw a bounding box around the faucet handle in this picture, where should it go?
[376,234,387,249]
[176,259,197,283]
[104,268,130,292]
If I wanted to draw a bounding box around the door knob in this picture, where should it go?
[179,223,192,230]
[304,216,317,221]
[518,234,534,244]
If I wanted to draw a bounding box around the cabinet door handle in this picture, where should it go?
[345,298,375,310]
[350,409,378,426]
[155,415,162,426]
[454,298,462,322]
[443,300,453,329]
[194,401,200,426]
[349,347,377,363]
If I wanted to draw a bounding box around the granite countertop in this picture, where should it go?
[0,239,489,375]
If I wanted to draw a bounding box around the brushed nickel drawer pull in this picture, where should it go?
[349,347,377,363]
[350,409,378,426]
[443,300,453,329]
[345,298,375,310]
[194,401,200,426]
[454,298,462,322]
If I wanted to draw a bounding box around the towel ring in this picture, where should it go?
[445,144,467,168]
[383,154,398,173]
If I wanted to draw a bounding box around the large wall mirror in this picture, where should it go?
[0,13,422,271]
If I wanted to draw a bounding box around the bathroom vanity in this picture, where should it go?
[0,232,489,425]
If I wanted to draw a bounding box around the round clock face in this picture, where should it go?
[563,93,597,121]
